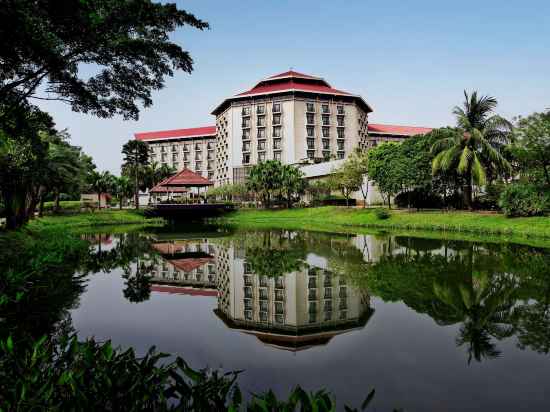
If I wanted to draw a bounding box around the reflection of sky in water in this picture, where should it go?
[71,231,550,411]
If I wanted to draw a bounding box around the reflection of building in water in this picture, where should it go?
[214,243,373,351]
[149,241,218,294]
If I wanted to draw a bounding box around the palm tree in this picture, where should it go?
[88,170,115,209]
[431,91,512,209]
[113,175,133,209]
[121,140,149,209]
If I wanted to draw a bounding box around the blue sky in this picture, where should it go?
[38,0,550,173]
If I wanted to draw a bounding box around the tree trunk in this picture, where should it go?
[388,195,391,210]
[119,197,123,210]
[98,192,102,209]
[134,168,139,210]
[463,175,473,210]
[38,195,45,217]
[54,190,60,213]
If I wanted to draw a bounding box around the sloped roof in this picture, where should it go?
[150,185,188,194]
[368,123,433,136]
[153,168,213,187]
[212,71,372,115]
[168,257,213,273]
[134,126,216,141]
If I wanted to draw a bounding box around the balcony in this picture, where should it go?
[321,105,330,114]
[257,106,265,115]
[242,107,251,116]
[272,104,281,113]
[337,106,345,115]
[306,104,315,113]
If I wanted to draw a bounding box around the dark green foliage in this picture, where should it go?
[0,0,208,120]
[374,208,390,220]
[247,161,305,208]
[499,183,549,217]
[394,188,443,209]
[122,139,150,209]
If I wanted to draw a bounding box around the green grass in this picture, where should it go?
[27,209,163,232]
[221,207,550,247]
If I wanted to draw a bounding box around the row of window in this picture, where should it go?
[156,142,214,153]
[307,126,346,139]
[242,151,281,164]
[243,310,348,323]
[306,138,345,151]
[242,138,282,153]
[242,102,281,116]
[306,113,345,126]
[306,103,345,115]
[242,114,282,128]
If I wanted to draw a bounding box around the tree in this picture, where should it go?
[511,110,550,188]
[431,91,512,209]
[0,0,208,119]
[113,176,133,210]
[367,142,405,208]
[88,170,115,209]
[122,140,149,209]
[328,160,363,207]
[343,151,369,207]
[280,165,306,208]
[247,160,284,208]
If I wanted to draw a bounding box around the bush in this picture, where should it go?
[374,208,390,220]
[473,183,505,210]
[499,183,549,217]
[395,188,443,209]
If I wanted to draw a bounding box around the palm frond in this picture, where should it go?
[471,154,487,185]
[430,137,456,154]
[458,146,473,174]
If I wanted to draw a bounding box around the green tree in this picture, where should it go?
[88,170,115,209]
[121,140,149,209]
[367,142,404,208]
[431,91,512,209]
[280,164,306,208]
[511,110,550,188]
[247,160,284,208]
[112,176,133,210]
[0,0,208,119]
[328,160,363,207]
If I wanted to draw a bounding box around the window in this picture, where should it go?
[184,162,190,169]
[173,162,179,169]
[337,128,345,139]
[337,116,345,127]
[322,139,330,150]
[207,151,214,160]
[242,141,250,152]
[258,140,266,151]
[306,102,315,112]
[324,287,332,298]
[257,105,265,115]
[259,311,268,322]
[322,104,330,114]
[273,139,282,150]
[273,102,281,113]
[259,300,268,311]
[257,116,265,127]
[244,262,252,274]
[275,276,284,289]
[161,146,166,153]
[208,171,214,180]
[339,286,347,298]
[273,113,281,125]
[245,310,253,320]
[306,126,314,137]
[172,145,177,152]
[195,143,201,151]
[195,152,202,160]
[306,113,315,125]
[308,276,316,288]
[242,106,251,116]
[274,151,282,161]
[257,128,265,139]
[244,298,253,309]
[183,143,190,152]
[195,162,202,171]
[258,152,266,162]
[207,161,214,170]
[307,138,315,149]
[337,151,345,159]
[243,153,250,164]
[275,314,284,324]
[243,129,251,140]
[322,114,330,126]
[308,289,317,301]
[307,150,315,159]
[242,117,250,128]
[275,301,284,314]
[259,288,268,300]
[275,289,284,301]
[309,302,317,313]
[324,311,332,321]
[337,140,345,151]
[183,153,189,161]
[323,151,331,161]
[337,105,345,115]
[322,127,330,138]
[207,141,214,150]
[273,127,281,137]
[172,153,178,161]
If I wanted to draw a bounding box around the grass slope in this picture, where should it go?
[222,207,550,246]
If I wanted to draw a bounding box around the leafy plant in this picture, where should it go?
[499,183,549,217]
[374,208,390,220]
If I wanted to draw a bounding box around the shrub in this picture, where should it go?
[473,182,505,210]
[395,188,443,209]
[374,208,390,220]
[499,183,549,217]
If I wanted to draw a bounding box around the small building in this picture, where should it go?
[149,168,213,203]
[80,193,112,208]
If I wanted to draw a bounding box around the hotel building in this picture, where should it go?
[135,70,431,187]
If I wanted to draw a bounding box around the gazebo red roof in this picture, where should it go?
[152,168,213,188]
[168,257,213,273]
[149,185,188,194]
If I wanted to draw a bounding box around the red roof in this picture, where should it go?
[151,285,218,297]
[168,257,213,273]
[368,123,433,136]
[267,70,322,80]
[154,168,213,187]
[236,79,352,97]
[134,126,216,141]
[149,185,188,194]
[213,71,372,115]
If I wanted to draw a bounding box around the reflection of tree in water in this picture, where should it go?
[81,232,159,303]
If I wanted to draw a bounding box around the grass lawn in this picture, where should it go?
[221,207,550,246]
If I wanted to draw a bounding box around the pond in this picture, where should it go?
[13,225,550,410]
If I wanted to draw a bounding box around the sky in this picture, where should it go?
[37,0,550,174]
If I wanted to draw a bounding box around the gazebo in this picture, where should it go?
[149,168,213,204]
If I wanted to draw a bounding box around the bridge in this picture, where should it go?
[144,203,236,220]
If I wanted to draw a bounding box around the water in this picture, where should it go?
[23,227,550,410]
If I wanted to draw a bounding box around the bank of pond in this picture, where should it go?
[2,219,550,410]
